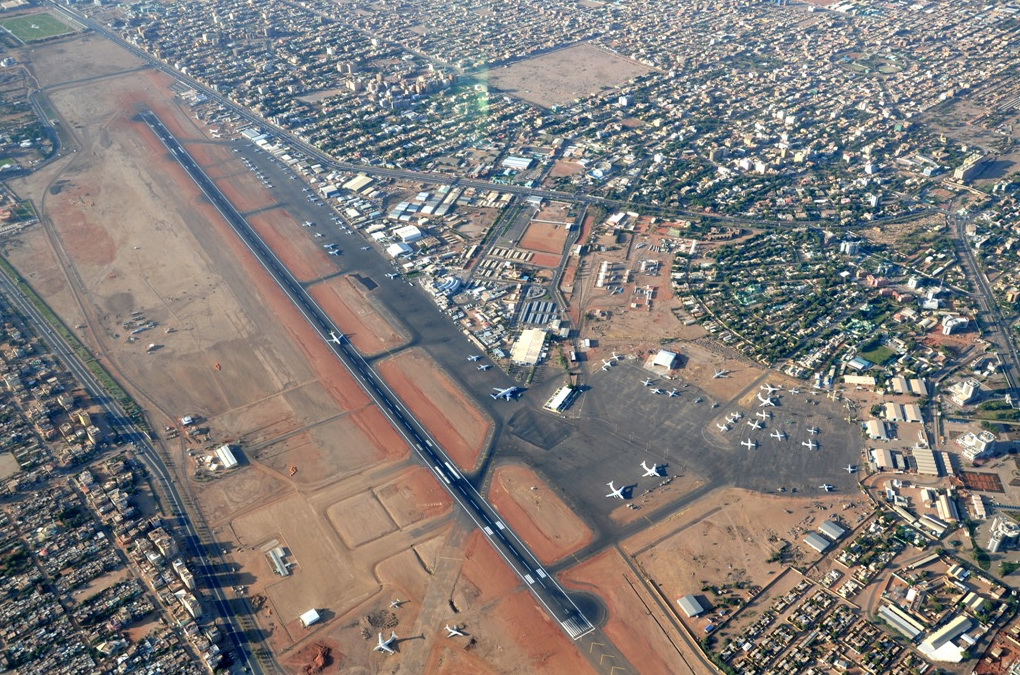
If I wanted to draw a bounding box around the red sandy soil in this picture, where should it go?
[563,549,703,675]
[307,276,409,357]
[488,463,592,565]
[451,530,597,674]
[376,348,491,472]
[520,221,570,255]
[246,209,336,283]
[547,160,585,178]
[280,638,342,675]
[530,252,563,268]
[423,644,499,675]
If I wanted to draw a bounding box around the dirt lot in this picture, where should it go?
[377,348,492,471]
[375,465,452,528]
[488,463,592,565]
[327,490,398,548]
[485,43,652,109]
[230,493,371,640]
[307,275,409,357]
[622,487,870,631]
[519,220,571,255]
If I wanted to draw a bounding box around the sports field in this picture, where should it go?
[0,13,75,43]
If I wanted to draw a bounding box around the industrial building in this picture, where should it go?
[919,615,973,662]
[818,520,846,541]
[651,349,679,371]
[266,546,290,577]
[215,444,238,470]
[543,386,578,414]
[677,594,706,618]
[878,604,924,640]
[803,532,832,553]
[912,446,941,476]
[510,328,547,366]
[299,609,321,628]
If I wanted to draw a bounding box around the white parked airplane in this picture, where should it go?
[756,411,771,420]
[727,412,741,424]
[651,388,664,395]
[641,461,660,477]
[807,427,820,435]
[612,352,623,361]
[819,484,835,492]
[770,430,787,440]
[477,364,492,371]
[641,378,654,386]
[601,363,612,372]
[361,246,371,250]
[790,388,800,394]
[741,439,757,450]
[601,359,614,369]
[758,395,776,407]
[667,389,679,397]
[802,440,818,450]
[606,482,625,499]
[747,419,762,430]
[314,232,324,237]
[390,599,405,608]
[846,464,857,473]
[445,625,466,638]
[386,273,399,279]
[467,355,482,361]
[329,331,344,345]
[716,423,730,431]
[761,383,780,395]
[491,387,519,401]
[713,369,729,378]
[375,632,398,654]
[694,397,703,403]
[329,249,340,255]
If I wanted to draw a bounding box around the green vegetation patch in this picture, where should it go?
[860,343,896,365]
[0,13,75,43]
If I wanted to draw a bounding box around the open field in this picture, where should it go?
[519,220,571,255]
[375,466,452,528]
[485,43,652,108]
[307,275,409,357]
[327,490,398,548]
[0,13,75,43]
[377,348,492,471]
[622,487,871,631]
[488,463,593,564]
[230,493,369,631]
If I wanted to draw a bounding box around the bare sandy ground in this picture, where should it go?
[485,43,651,109]
[377,348,492,471]
[520,220,570,255]
[307,275,409,357]
[488,463,593,565]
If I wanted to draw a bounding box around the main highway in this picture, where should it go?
[0,268,267,673]
[951,212,1020,400]
[140,110,598,642]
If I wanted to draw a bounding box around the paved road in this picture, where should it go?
[141,111,603,645]
[0,271,267,674]
[951,213,1020,399]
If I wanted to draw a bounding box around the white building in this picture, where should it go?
[949,379,980,406]
[957,430,997,462]
[510,329,547,366]
[393,225,423,243]
[216,444,238,469]
[651,350,679,370]
[299,609,321,628]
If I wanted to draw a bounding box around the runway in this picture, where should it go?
[140,110,598,642]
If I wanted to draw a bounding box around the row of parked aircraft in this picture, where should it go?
[605,461,667,499]
[466,355,522,400]
[375,601,467,654]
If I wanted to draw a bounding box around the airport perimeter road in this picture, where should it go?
[951,213,1020,398]
[0,272,269,675]
[141,111,608,648]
